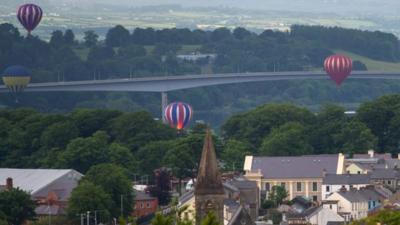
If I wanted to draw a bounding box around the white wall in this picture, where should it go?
[308,208,344,225]
[322,184,368,200]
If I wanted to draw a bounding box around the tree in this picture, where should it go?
[57,131,109,173]
[149,167,172,205]
[40,121,79,149]
[118,45,147,58]
[260,122,313,156]
[84,30,99,48]
[268,186,288,207]
[200,212,219,225]
[67,181,112,223]
[49,30,64,47]
[221,139,252,171]
[151,214,174,225]
[64,29,75,46]
[357,94,400,153]
[106,25,130,47]
[334,120,377,155]
[233,27,251,40]
[222,104,315,148]
[0,188,36,225]
[351,209,400,225]
[83,163,134,218]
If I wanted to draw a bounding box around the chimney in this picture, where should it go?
[6,177,13,190]
[368,150,374,158]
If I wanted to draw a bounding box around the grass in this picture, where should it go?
[335,50,400,71]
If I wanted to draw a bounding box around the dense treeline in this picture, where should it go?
[1,23,400,127]
[222,94,400,156]
[1,94,400,180]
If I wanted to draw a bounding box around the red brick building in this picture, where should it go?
[133,190,158,218]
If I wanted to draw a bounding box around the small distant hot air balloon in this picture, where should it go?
[17,4,43,35]
[164,102,193,130]
[324,54,353,86]
[2,65,31,95]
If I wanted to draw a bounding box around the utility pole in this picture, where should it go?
[94,211,97,225]
[80,214,84,225]
[87,211,90,225]
[120,195,123,218]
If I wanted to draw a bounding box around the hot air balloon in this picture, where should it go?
[2,65,31,94]
[324,54,353,86]
[164,102,193,130]
[17,4,43,35]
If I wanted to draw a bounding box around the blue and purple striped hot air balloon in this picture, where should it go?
[164,102,193,130]
[17,4,43,35]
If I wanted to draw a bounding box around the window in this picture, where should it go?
[326,185,330,192]
[265,182,270,191]
[296,182,302,192]
[357,171,361,174]
[312,195,318,202]
[140,203,144,208]
[388,180,392,185]
[329,205,332,209]
[312,182,318,192]
[146,202,151,208]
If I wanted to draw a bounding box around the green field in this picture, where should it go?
[336,50,400,71]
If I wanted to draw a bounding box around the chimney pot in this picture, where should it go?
[368,150,374,158]
[6,177,13,190]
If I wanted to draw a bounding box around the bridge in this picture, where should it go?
[2,70,400,117]
[2,71,400,93]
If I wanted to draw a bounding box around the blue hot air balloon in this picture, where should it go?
[2,65,31,94]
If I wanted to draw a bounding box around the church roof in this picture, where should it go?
[195,130,224,195]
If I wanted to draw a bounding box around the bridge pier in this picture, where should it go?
[161,92,168,123]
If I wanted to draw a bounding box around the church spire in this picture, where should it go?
[195,129,224,195]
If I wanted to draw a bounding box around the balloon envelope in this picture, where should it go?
[324,54,352,86]
[164,102,193,130]
[2,65,31,93]
[17,4,43,34]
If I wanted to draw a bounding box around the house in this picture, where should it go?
[133,190,158,219]
[0,168,83,216]
[346,150,400,174]
[286,201,344,225]
[326,188,383,222]
[369,169,400,190]
[243,154,345,202]
[322,174,370,200]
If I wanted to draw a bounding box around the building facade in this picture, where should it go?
[244,154,345,202]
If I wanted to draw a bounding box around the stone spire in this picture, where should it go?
[195,129,224,195]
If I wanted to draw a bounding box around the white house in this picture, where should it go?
[326,189,382,222]
[322,174,370,200]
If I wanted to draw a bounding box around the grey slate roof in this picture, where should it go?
[327,222,345,225]
[323,174,370,185]
[135,190,157,201]
[370,169,400,179]
[337,189,383,202]
[251,155,339,179]
[353,153,392,160]
[228,179,257,189]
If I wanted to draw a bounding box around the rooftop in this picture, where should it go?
[323,174,370,185]
[0,168,82,195]
[250,155,339,179]
[370,169,400,179]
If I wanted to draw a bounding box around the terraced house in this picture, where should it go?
[243,154,346,202]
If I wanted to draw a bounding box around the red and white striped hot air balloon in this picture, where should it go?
[164,102,193,130]
[324,54,353,86]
